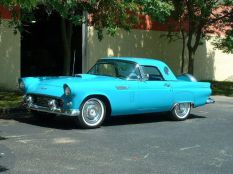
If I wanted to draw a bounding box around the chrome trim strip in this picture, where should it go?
[28,104,80,116]
[170,103,179,111]
[206,98,215,104]
[116,86,128,90]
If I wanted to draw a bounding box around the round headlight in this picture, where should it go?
[25,95,33,107]
[19,81,25,90]
[64,85,71,96]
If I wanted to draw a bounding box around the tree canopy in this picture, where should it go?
[0,0,174,75]
[167,0,233,74]
[1,0,233,75]
[0,0,174,39]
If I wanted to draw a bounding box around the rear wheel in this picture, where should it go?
[77,98,106,129]
[170,103,191,121]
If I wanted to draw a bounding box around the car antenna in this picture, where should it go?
[72,50,76,76]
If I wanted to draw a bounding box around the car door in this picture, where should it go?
[137,66,173,112]
[107,61,140,115]
[109,79,138,115]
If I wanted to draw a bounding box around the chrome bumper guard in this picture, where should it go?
[206,98,215,104]
[28,104,80,116]
[23,94,80,116]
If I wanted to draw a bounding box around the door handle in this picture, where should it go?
[164,83,171,87]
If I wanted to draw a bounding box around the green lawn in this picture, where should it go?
[0,91,23,109]
[210,81,233,97]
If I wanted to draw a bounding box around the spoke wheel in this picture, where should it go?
[171,103,191,121]
[78,98,106,129]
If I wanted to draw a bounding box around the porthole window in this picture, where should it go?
[164,66,169,75]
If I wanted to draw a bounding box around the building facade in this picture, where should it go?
[0,6,21,90]
[85,27,233,82]
[0,7,233,90]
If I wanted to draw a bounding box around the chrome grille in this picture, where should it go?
[35,96,50,107]
[30,95,63,108]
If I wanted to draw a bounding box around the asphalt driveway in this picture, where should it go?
[0,96,233,174]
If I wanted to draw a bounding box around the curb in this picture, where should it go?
[0,107,28,119]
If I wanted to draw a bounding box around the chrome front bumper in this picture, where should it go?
[27,104,80,116]
[206,98,215,104]
[23,94,80,116]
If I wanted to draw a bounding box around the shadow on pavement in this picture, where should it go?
[0,136,7,141]
[13,113,206,130]
[0,165,8,173]
[14,116,77,130]
[104,113,206,127]
[104,112,170,127]
[189,114,207,119]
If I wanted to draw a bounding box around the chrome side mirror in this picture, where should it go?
[140,74,149,82]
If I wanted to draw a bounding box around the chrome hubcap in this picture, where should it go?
[82,98,104,126]
[174,103,190,118]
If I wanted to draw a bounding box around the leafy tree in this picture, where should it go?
[213,23,233,54]
[1,0,139,74]
[137,0,174,21]
[1,0,232,76]
[0,0,174,75]
[167,0,233,74]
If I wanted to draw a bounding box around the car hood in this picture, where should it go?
[22,74,122,96]
[31,74,120,87]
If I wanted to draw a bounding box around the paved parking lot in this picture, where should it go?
[0,96,233,174]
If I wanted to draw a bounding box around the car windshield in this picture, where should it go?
[88,60,140,80]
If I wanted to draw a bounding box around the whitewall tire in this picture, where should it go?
[78,98,106,129]
[170,103,191,121]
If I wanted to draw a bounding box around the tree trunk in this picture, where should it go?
[63,42,72,75]
[186,26,195,75]
[186,30,202,75]
[61,18,73,75]
[181,29,186,74]
[187,48,194,74]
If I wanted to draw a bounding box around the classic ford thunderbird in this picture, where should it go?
[19,57,214,128]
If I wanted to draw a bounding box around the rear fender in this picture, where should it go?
[171,91,194,110]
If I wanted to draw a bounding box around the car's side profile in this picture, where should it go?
[19,57,214,128]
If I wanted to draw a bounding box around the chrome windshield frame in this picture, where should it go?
[87,59,143,81]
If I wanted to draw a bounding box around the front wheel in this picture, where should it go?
[170,103,191,121]
[77,98,106,129]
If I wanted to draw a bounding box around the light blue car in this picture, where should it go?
[19,57,214,128]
